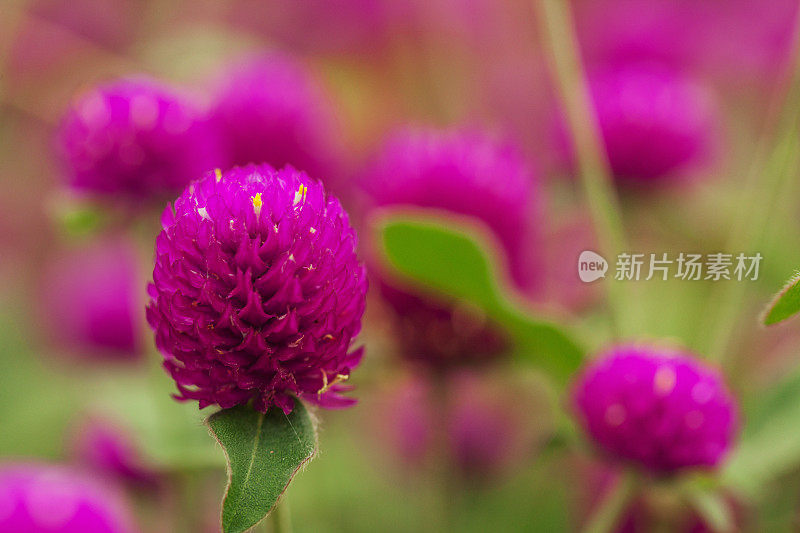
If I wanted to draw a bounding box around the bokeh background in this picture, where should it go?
[2,0,800,531]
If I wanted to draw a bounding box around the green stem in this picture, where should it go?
[269,499,292,533]
[535,0,630,338]
[582,469,638,533]
[705,8,800,364]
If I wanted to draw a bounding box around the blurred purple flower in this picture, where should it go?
[39,238,142,359]
[588,64,720,185]
[57,77,223,202]
[573,344,739,473]
[208,54,346,193]
[0,463,137,533]
[71,418,157,489]
[363,127,538,368]
[147,164,367,414]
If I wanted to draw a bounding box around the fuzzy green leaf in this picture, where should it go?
[375,211,585,384]
[208,400,317,533]
[763,272,800,325]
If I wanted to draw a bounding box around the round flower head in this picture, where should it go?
[39,238,142,359]
[572,344,738,473]
[57,77,222,201]
[147,164,367,413]
[588,64,719,185]
[0,463,136,533]
[364,127,537,368]
[208,55,345,191]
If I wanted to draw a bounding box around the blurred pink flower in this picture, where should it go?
[0,463,137,533]
[573,344,739,473]
[208,54,347,193]
[38,237,143,360]
[555,63,720,187]
[57,77,223,202]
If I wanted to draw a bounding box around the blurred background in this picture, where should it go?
[2,0,800,531]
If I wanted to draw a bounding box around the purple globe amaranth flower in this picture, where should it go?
[57,77,223,201]
[39,237,142,359]
[363,127,538,368]
[585,64,719,186]
[147,164,367,414]
[0,463,137,533]
[208,54,346,193]
[572,344,739,473]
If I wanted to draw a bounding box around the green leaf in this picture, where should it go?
[722,369,800,495]
[374,211,585,384]
[763,272,800,325]
[208,400,318,533]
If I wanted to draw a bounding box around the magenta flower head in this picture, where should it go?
[0,463,136,532]
[38,238,142,359]
[587,64,719,186]
[57,77,222,201]
[208,54,345,191]
[572,344,739,473]
[363,127,537,368]
[147,164,367,414]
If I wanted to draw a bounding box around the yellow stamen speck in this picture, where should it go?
[214,168,222,182]
[251,193,263,218]
[293,184,308,206]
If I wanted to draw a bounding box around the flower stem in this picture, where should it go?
[705,8,800,364]
[534,0,630,338]
[581,469,638,533]
[269,499,292,533]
